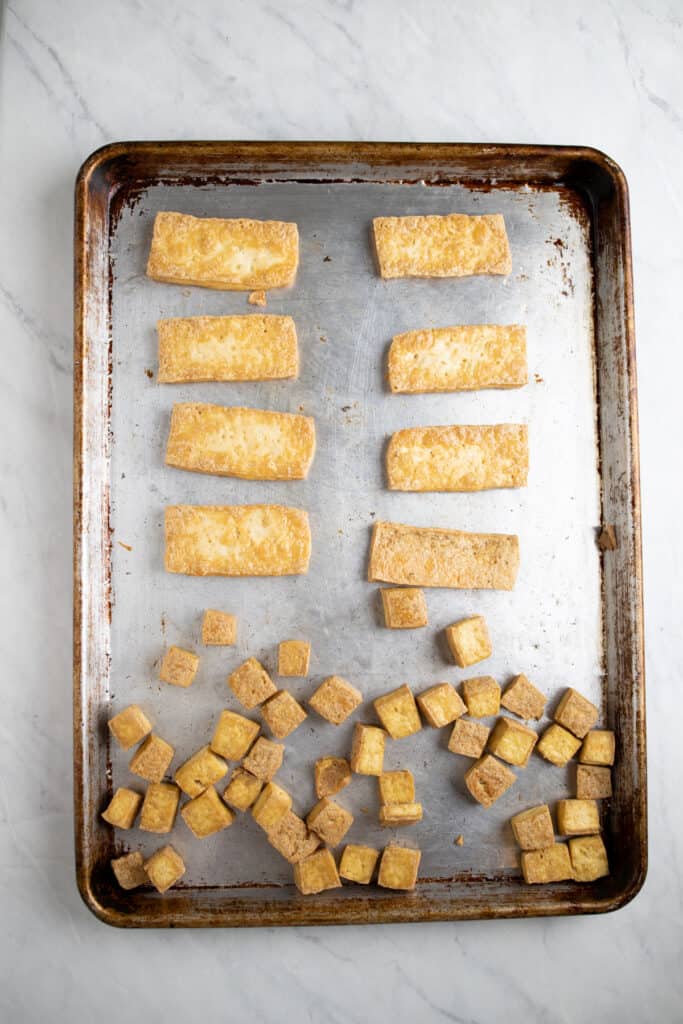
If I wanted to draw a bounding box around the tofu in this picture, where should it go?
[101,787,142,829]
[278,640,311,677]
[556,799,601,836]
[462,676,501,718]
[252,782,292,831]
[510,805,555,851]
[306,798,354,846]
[377,845,421,891]
[446,616,492,668]
[380,587,428,629]
[293,848,341,895]
[488,717,538,767]
[576,765,612,800]
[339,844,379,885]
[417,682,467,728]
[569,835,610,882]
[387,325,528,394]
[578,730,616,766]
[147,212,299,290]
[210,710,260,761]
[111,851,147,890]
[261,690,307,739]
[159,645,199,688]
[500,674,547,721]
[308,675,363,725]
[157,314,298,384]
[520,844,573,884]
[464,754,516,807]
[554,688,599,738]
[374,684,422,739]
[228,657,277,709]
[536,723,582,767]
[248,290,267,306]
[350,724,386,775]
[379,803,423,826]
[267,811,321,864]
[165,505,312,577]
[223,768,263,811]
[448,718,490,758]
[107,704,152,751]
[181,786,235,838]
[315,757,352,799]
[201,609,237,646]
[373,213,511,279]
[242,737,285,781]
[140,783,181,834]
[129,734,174,783]
[144,845,186,894]
[175,745,228,797]
[387,424,529,492]
[165,404,316,481]
[378,770,415,805]
[368,521,520,590]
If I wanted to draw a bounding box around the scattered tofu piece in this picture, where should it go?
[252,781,292,832]
[350,724,386,776]
[510,805,555,850]
[462,676,501,718]
[576,765,612,800]
[387,424,528,492]
[578,730,615,766]
[140,782,181,834]
[175,745,228,797]
[569,835,610,882]
[554,688,599,738]
[248,290,267,306]
[377,845,421,891]
[267,811,321,864]
[242,737,285,781]
[536,724,582,767]
[159,645,199,688]
[228,657,277,709]
[521,844,573,884]
[182,786,235,838]
[448,718,490,758]
[278,640,311,677]
[223,768,263,811]
[111,851,147,890]
[373,684,422,739]
[107,704,152,751]
[488,717,538,767]
[556,799,601,836]
[306,798,354,846]
[380,587,428,629]
[500,674,547,721]
[210,710,260,761]
[417,682,467,728]
[379,770,415,805]
[379,803,423,826]
[129,734,174,783]
[101,787,142,829]
[144,845,186,894]
[293,848,341,895]
[201,609,237,646]
[315,757,352,798]
[373,213,511,279]
[261,690,307,739]
[308,675,363,725]
[446,615,492,668]
[597,524,618,551]
[339,844,380,885]
[464,754,516,807]
[455,834,465,847]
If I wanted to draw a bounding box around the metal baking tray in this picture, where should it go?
[74,142,645,927]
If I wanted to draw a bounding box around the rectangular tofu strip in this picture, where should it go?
[368,521,519,590]
[147,212,299,290]
[373,213,511,279]
[388,325,527,394]
[165,404,316,481]
[387,424,528,492]
[157,315,298,384]
[165,505,311,577]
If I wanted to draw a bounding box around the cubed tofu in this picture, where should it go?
[462,676,501,718]
[373,684,422,739]
[210,710,260,761]
[181,786,235,838]
[569,835,610,882]
[228,657,277,709]
[557,799,601,836]
[111,851,147,890]
[140,782,181,834]
[578,730,616,766]
[500,674,547,720]
[350,723,386,775]
[576,765,612,800]
[129,734,174,783]
[159,645,199,688]
[380,587,428,629]
[252,781,292,831]
[308,675,363,725]
[464,754,516,807]
[315,757,352,798]
[554,688,599,738]
[242,737,285,781]
[174,745,228,797]
[510,805,555,850]
[267,811,321,864]
[107,704,152,751]
[448,718,490,758]
[293,848,341,895]
[521,843,573,884]
[201,609,237,645]
[379,770,415,805]
[536,724,582,766]
[278,640,311,677]
[339,844,379,884]
[379,803,423,826]
[306,797,354,846]
[223,768,263,811]
[445,616,492,668]
[488,716,538,767]
[261,689,307,739]
[377,845,421,891]
[101,787,142,829]
[417,682,466,728]
[144,845,186,893]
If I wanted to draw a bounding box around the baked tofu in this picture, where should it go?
[260,690,307,739]
[487,717,538,767]
[380,587,428,629]
[129,734,174,784]
[373,213,511,279]
[158,645,199,688]
[308,676,363,725]
[377,845,421,891]
[339,844,379,884]
[107,704,152,751]
[387,424,529,492]
[554,688,599,739]
[267,811,321,864]
[175,745,228,797]
[278,640,311,677]
[111,852,148,891]
[293,848,341,895]
[520,843,572,884]
[446,616,492,668]
[181,786,235,839]
[201,609,237,646]
[510,805,555,851]
[569,835,610,882]
[464,754,516,807]
[139,782,181,834]
[350,724,386,776]
[101,787,142,830]
[315,757,352,798]
[373,684,422,739]
[417,683,466,728]
[144,845,186,894]
[500,674,547,721]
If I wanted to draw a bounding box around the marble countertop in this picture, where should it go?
[1,1,680,1020]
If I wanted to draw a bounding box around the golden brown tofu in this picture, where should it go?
[107,704,152,751]
[293,848,341,895]
[536,724,582,767]
[252,781,292,832]
[228,657,277,709]
[350,723,386,775]
[377,845,421,891]
[101,787,142,829]
[380,587,428,629]
[379,803,423,826]
[576,765,612,800]
[521,843,573,884]
[306,797,354,846]
[261,690,307,739]
[500,674,547,721]
[278,640,311,677]
[140,783,181,834]
[373,684,422,739]
[308,675,363,725]
[510,805,555,851]
[267,811,321,864]
[159,645,199,688]
[210,710,260,761]
[129,734,174,784]
[315,757,352,799]
[446,616,492,668]
[111,851,147,890]
[554,688,599,739]
[144,845,186,893]
[174,745,228,798]
[339,844,380,885]
[201,609,237,646]
[448,718,490,758]
[223,768,263,811]
[248,290,267,306]
[464,754,516,808]
[569,835,610,882]
[557,799,601,837]
[462,676,501,718]
[417,682,467,728]
[181,786,235,838]
[373,213,511,279]
[578,730,615,766]
[387,424,528,492]
[488,717,538,767]
[242,737,285,781]
[379,770,415,805]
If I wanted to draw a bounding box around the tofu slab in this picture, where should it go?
[165,505,311,577]
[166,404,316,481]
[368,521,519,590]
[388,325,527,394]
[147,212,298,290]
[373,213,511,279]
[157,315,298,384]
[387,424,528,492]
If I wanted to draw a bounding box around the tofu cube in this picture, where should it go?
[536,724,582,766]
[181,786,234,838]
[228,657,277,709]
[377,845,421,891]
[339,844,379,884]
[448,718,490,758]
[521,843,573,884]
[223,768,263,811]
[510,804,555,850]
[267,811,321,864]
[373,684,422,739]
[569,835,610,882]
[554,687,599,738]
[379,803,423,826]
[210,710,260,761]
[174,745,227,797]
[201,609,237,645]
[464,754,516,807]
[578,730,615,766]
[417,682,466,728]
[315,757,352,798]
[500,674,547,720]
[144,845,186,893]
[101,787,142,829]
[576,765,612,800]
[278,640,311,677]
[159,645,199,688]
[107,704,152,751]
[350,723,386,775]
[306,797,354,846]
[111,851,147,890]
[488,716,538,767]
[557,799,601,836]
[379,770,415,805]
[308,675,363,725]
[140,782,181,834]
[252,781,292,831]
[381,587,428,629]
[446,615,492,668]
[462,676,500,718]
[242,737,285,781]
[129,734,174,783]
[261,689,307,739]
[293,848,341,895]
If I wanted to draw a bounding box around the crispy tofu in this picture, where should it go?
[373,213,511,279]
[380,587,428,629]
[140,783,181,834]
[488,717,538,767]
[373,684,422,739]
[107,704,152,751]
[448,718,490,758]
[210,710,260,761]
[129,734,174,783]
[223,768,263,811]
[576,765,612,800]
[536,723,582,766]
[368,521,520,590]
[446,616,492,668]
[520,843,572,884]
[175,745,228,797]
[147,211,299,290]
[379,770,415,805]
[379,803,423,826]
[248,290,267,306]
[315,757,352,799]
[500,674,547,720]
[569,835,610,882]
[557,799,601,836]
[101,787,142,830]
[464,754,516,807]
[554,688,599,738]
[417,682,467,728]
[293,848,341,895]
[182,786,235,838]
[388,325,528,394]
[261,690,307,739]
[111,851,147,890]
[159,645,199,688]
[165,504,311,577]
[144,845,186,893]
[578,730,615,766]
[278,640,311,677]
[308,676,363,725]
[252,781,292,831]
[350,723,386,775]
[306,798,354,846]
[267,811,321,864]
[510,805,555,851]
[228,657,277,709]
[201,609,237,646]
[387,424,528,492]
[462,676,501,718]
[339,844,379,884]
[377,845,421,891]
[242,737,285,781]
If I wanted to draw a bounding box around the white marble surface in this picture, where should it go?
[0,0,680,1020]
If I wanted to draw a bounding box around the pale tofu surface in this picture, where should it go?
[387,424,528,492]
[373,213,511,279]
[388,325,527,394]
